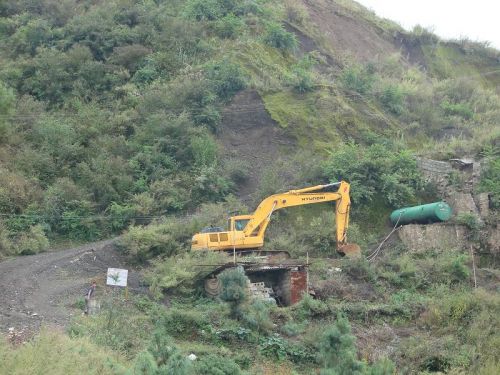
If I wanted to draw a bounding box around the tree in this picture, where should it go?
[318,315,394,375]
[318,315,365,375]
[263,22,297,51]
[218,266,249,318]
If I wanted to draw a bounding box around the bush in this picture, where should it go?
[242,300,274,334]
[194,354,241,375]
[212,14,244,39]
[379,84,405,115]
[68,296,152,357]
[456,213,482,241]
[440,100,474,119]
[205,60,247,101]
[184,0,223,21]
[263,22,297,51]
[117,219,193,262]
[14,224,49,255]
[159,308,210,339]
[218,266,249,318]
[290,56,316,93]
[479,156,500,208]
[259,334,314,363]
[341,64,375,94]
[323,142,423,207]
[147,251,228,298]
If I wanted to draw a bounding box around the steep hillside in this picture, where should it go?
[0,1,499,374]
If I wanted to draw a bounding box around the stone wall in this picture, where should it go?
[397,223,470,253]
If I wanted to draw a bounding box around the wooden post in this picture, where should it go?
[306,252,309,295]
[470,245,477,288]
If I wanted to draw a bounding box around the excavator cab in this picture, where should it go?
[228,216,251,232]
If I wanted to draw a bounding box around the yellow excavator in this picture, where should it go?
[191,180,360,257]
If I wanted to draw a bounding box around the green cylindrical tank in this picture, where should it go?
[390,202,452,225]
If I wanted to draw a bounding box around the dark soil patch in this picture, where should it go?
[284,22,339,70]
[219,90,295,202]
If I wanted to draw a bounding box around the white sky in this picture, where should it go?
[356,0,500,50]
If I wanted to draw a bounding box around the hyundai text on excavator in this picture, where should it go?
[191,180,361,257]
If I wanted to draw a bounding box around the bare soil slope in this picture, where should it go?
[0,240,141,335]
[219,90,295,201]
[304,0,400,62]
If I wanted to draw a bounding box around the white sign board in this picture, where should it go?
[106,268,128,287]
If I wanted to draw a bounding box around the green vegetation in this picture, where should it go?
[0,0,499,373]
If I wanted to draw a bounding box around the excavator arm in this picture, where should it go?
[242,181,352,250]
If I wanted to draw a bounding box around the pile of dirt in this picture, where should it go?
[0,239,143,336]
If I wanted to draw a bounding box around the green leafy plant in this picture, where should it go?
[263,22,297,51]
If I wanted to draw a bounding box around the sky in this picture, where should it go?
[355,0,500,50]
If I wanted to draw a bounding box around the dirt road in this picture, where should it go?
[0,239,141,335]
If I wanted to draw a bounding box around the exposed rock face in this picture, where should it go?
[446,192,480,218]
[397,223,470,253]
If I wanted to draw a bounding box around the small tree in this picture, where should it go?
[133,351,158,375]
[218,266,249,318]
[318,315,365,375]
[318,315,394,375]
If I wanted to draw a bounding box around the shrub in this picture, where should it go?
[194,354,241,375]
[456,213,482,241]
[190,135,218,167]
[184,0,223,21]
[263,22,297,51]
[147,251,228,298]
[259,334,314,363]
[218,266,249,318]
[440,100,474,119]
[117,219,192,262]
[205,60,247,101]
[159,308,210,339]
[341,64,374,94]
[290,56,316,93]
[379,84,405,115]
[212,14,244,39]
[295,294,329,319]
[14,224,49,255]
[68,296,152,357]
[323,142,423,207]
[242,300,274,334]
[479,156,500,208]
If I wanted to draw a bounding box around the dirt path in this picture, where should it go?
[0,239,142,335]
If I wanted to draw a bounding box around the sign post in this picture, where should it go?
[106,268,129,299]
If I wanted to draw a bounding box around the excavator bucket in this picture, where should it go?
[338,243,361,258]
